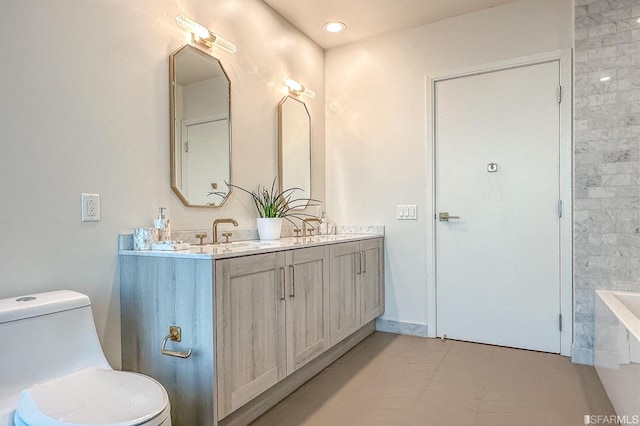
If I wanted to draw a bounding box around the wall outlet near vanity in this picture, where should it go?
[81,193,101,222]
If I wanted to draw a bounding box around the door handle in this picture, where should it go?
[289,265,295,297]
[439,212,460,222]
[279,267,286,300]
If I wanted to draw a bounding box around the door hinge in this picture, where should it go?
[558,200,563,218]
[185,141,189,153]
[557,86,562,104]
[559,314,563,332]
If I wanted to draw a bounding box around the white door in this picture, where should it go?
[184,119,229,205]
[435,61,561,353]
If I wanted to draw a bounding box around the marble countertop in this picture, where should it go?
[119,233,383,260]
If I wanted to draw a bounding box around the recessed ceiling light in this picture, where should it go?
[600,76,611,82]
[323,22,346,33]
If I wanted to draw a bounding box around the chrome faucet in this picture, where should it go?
[212,218,238,244]
[302,218,322,237]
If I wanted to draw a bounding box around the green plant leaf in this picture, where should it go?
[222,179,322,221]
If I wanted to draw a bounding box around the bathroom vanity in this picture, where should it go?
[120,234,384,426]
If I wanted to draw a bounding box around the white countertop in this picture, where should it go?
[119,234,382,260]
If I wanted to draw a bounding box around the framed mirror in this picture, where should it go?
[170,44,231,207]
[278,96,311,209]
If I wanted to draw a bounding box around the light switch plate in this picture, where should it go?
[397,205,417,220]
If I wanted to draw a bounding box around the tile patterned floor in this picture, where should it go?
[252,332,614,426]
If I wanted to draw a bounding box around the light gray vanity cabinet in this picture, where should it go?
[120,236,382,426]
[330,238,384,346]
[215,245,330,420]
[120,256,216,426]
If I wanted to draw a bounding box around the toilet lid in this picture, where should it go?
[15,367,169,426]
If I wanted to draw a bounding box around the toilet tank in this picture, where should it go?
[0,290,110,422]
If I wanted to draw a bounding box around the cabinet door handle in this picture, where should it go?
[356,251,362,275]
[361,250,367,274]
[289,265,296,297]
[280,267,286,300]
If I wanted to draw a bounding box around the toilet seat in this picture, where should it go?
[14,367,170,426]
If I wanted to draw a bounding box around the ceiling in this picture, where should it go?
[263,0,522,49]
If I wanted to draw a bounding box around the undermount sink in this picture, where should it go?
[225,241,259,248]
[224,241,278,248]
[193,240,282,250]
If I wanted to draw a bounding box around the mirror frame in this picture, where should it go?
[278,95,311,209]
[169,44,232,208]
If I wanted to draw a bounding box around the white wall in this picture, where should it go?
[325,0,573,330]
[0,0,324,367]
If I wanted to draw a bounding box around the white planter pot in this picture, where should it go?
[257,217,283,240]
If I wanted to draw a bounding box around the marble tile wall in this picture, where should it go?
[574,0,640,364]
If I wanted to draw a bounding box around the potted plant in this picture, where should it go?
[212,179,320,240]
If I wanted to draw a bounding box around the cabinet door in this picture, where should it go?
[216,253,286,419]
[360,238,385,325]
[330,242,360,346]
[285,246,330,375]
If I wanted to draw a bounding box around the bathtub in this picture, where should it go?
[595,290,640,423]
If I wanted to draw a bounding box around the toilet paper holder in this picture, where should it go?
[161,326,193,359]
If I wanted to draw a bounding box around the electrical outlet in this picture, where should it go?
[81,193,101,222]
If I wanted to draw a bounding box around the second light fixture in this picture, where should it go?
[282,76,316,100]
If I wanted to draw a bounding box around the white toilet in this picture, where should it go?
[0,290,171,426]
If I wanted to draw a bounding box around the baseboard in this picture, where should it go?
[375,318,428,337]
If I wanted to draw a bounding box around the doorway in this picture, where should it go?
[182,118,230,205]
[432,58,570,353]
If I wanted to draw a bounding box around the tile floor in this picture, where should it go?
[252,332,614,426]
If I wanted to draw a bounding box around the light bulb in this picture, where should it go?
[283,76,302,92]
[302,87,317,99]
[176,15,237,54]
[323,22,346,33]
[283,77,316,99]
[211,33,237,54]
[176,15,209,39]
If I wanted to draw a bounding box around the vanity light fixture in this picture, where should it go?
[176,15,237,54]
[283,76,316,100]
[323,21,346,33]
[600,76,611,82]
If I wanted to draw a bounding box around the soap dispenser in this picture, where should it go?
[155,207,171,241]
[319,212,327,235]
